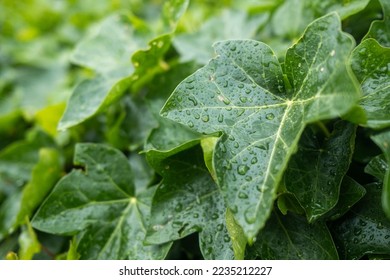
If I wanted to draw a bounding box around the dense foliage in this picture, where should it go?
[0,0,389,260]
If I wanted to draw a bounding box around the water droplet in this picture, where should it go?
[330,49,336,56]
[233,142,239,148]
[193,213,199,218]
[245,88,252,94]
[188,96,198,105]
[223,98,231,105]
[172,221,183,228]
[230,205,238,213]
[218,114,224,122]
[202,115,209,122]
[377,222,383,229]
[175,203,183,212]
[240,96,248,103]
[224,235,231,242]
[320,67,325,72]
[359,220,367,226]
[217,224,224,231]
[237,165,249,175]
[238,192,248,199]
[244,207,256,224]
[230,45,237,51]
[237,108,245,117]
[251,157,258,164]
[245,175,252,182]
[187,121,194,128]
[238,83,244,89]
[194,112,200,119]
[211,213,219,220]
[229,135,235,141]
[266,113,275,120]
[354,228,362,236]
[186,84,194,90]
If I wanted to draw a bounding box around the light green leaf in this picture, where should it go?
[200,137,219,180]
[351,39,390,129]
[284,121,356,222]
[246,210,338,259]
[32,143,170,259]
[225,209,247,260]
[174,10,268,65]
[145,146,234,260]
[161,13,360,240]
[331,182,390,259]
[18,218,41,260]
[371,130,390,218]
[364,0,390,47]
[59,0,190,130]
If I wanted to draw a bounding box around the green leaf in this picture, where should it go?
[246,210,338,259]
[200,137,219,180]
[59,0,190,130]
[364,0,390,47]
[331,182,390,259]
[365,154,387,181]
[371,130,390,218]
[145,146,234,260]
[324,176,366,221]
[283,121,356,222]
[32,143,170,259]
[18,218,41,260]
[225,209,247,260]
[351,39,390,129]
[67,239,80,260]
[161,13,360,240]
[174,10,269,65]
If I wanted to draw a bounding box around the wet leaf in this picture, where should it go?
[284,121,356,222]
[246,210,338,259]
[32,143,171,259]
[331,182,390,259]
[371,130,390,218]
[161,13,361,240]
[364,0,390,47]
[351,39,390,129]
[145,146,234,260]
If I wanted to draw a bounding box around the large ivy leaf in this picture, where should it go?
[331,182,390,259]
[283,121,356,222]
[351,39,390,129]
[32,143,171,259]
[364,0,390,47]
[58,0,189,130]
[161,13,361,241]
[371,130,390,218]
[145,146,234,260]
[246,210,338,259]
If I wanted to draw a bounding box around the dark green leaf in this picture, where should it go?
[284,121,356,222]
[365,154,387,181]
[331,182,390,259]
[364,0,390,47]
[32,143,170,259]
[351,39,390,129]
[371,130,390,218]
[145,146,234,260]
[246,210,338,259]
[161,13,361,241]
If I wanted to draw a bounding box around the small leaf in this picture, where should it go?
[331,182,390,259]
[246,210,338,260]
[18,218,41,260]
[284,121,356,222]
[371,130,390,218]
[161,13,361,240]
[351,39,390,129]
[145,146,234,260]
[365,154,387,181]
[67,239,80,260]
[364,0,390,47]
[32,143,170,259]
[225,209,247,260]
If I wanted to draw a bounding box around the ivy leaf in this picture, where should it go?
[31,143,171,260]
[174,10,269,65]
[161,13,360,240]
[145,146,234,260]
[365,154,387,181]
[246,210,338,259]
[371,130,390,218]
[324,176,366,221]
[59,0,189,130]
[331,182,390,259]
[364,0,390,47]
[283,121,356,222]
[351,39,390,129]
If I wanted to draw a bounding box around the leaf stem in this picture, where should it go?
[316,121,331,138]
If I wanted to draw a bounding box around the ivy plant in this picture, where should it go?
[0,0,389,260]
